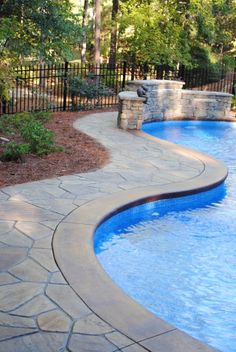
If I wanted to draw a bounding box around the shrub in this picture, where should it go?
[68,73,111,110]
[32,111,52,123]
[0,115,17,134]
[19,119,57,156]
[69,75,110,99]
[11,112,33,129]
[0,112,63,160]
[0,142,29,162]
[0,112,39,135]
[69,73,110,99]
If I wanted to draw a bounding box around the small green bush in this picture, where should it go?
[0,112,63,161]
[32,111,52,123]
[0,142,30,162]
[12,112,33,129]
[20,119,56,156]
[69,74,111,99]
[68,74,112,110]
[0,115,17,134]
[0,113,33,133]
[0,112,51,132]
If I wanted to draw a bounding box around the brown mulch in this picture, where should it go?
[0,109,114,188]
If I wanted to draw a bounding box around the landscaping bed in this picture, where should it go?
[0,109,112,188]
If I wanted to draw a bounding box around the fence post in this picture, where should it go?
[143,62,148,80]
[63,61,69,111]
[122,61,127,89]
[131,63,135,81]
[155,64,161,79]
[2,101,7,115]
[2,100,7,115]
[178,64,185,81]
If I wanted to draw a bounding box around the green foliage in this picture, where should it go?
[0,115,17,134]
[69,74,111,99]
[0,142,30,162]
[68,72,112,110]
[10,112,35,129]
[32,111,53,123]
[0,111,52,130]
[0,61,15,102]
[0,0,82,63]
[212,0,236,59]
[115,0,236,68]
[118,0,193,64]
[0,112,63,162]
[0,0,235,71]
[19,119,58,156]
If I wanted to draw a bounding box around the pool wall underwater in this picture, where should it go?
[53,131,228,352]
[94,184,231,351]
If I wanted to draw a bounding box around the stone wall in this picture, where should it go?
[117,79,234,130]
[180,90,233,120]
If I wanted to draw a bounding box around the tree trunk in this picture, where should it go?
[94,0,101,70]
[108,0,119,67]
[81,0,89,64]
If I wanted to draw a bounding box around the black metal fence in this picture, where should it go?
[1,62,235,115]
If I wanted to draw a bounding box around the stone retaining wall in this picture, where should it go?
[117,79,234,130]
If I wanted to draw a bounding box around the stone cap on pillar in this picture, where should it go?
[118,91,146,102]
[127,79,185,90]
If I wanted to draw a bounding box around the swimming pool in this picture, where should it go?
[94,121,236,352]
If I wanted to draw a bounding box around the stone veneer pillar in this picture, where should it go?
[117,91,145,130]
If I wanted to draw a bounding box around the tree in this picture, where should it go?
[211,0,236,66]
[115,0,235,67]
[0,0,82,63]
[118,0,191,64]
[81,0,89,63]
[94,0,101,66]
[108,0,119,67]
[0,60,14,102]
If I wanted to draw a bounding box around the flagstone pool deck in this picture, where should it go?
[0,111,227,352]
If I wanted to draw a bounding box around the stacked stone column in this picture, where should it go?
[117,92,145,130]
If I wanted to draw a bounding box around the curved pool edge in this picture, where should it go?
[53,138,227,352]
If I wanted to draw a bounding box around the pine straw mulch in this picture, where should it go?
[0,109,114,188]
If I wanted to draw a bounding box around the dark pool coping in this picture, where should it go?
[53,133,227,351]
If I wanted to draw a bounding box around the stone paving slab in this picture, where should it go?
[0,111,226,351]
[140,330,217,352]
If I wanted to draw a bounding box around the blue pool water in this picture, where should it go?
[94,121,236,352]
